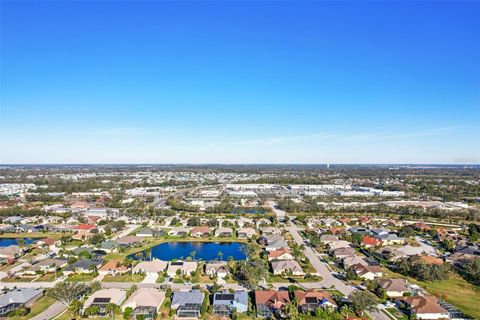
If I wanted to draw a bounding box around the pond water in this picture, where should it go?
[0,238,36,247]
[130,241,247,261]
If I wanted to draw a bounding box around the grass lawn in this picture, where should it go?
[65,273,97,282]
[1,276,35,282]
[0,232,64,239]
[385,308,408,320]
[10,296,57,320]
[416,275,480,319]
[34,273,60,282]
[383,268,480,319]
[103,273,145,282]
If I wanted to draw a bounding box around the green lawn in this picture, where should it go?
[103,273,145,282]
[10,296,57,320]
[383,268,480,319]
[385,308,408,320]
[65,273,97,282]
[416,275,480,319]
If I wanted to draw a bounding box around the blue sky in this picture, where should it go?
[1,1,479,164]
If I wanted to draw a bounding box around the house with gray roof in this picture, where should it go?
[64,258,103,275]
[0,288,43,317]
[170,290,204,318]
[213,291,248,317]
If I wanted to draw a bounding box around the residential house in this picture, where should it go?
[136,228,163,238]
[377,279,410,298]
[98,259,129,276]
[167,227,189,237]
[410,255,444,266]
[260,226,281,236]
[294,290,338,313]
[170,290,204,318]
[237,227,256,239]
[213,291,249,317]
[72,224,97,241]
[100,240,119,253]
[255,290,290,318]
[268,248,294,261]
[204,262,228,278]
[191,226,211,238]
[271,260,304,276]
[215,227,233,238]
[350,263,382,280]
[133,260,168,275]
[264,235,289,252]
[396,296,449,320]
[0,288,44,317]
[362,236,383,248]
[341,255,368,269]
[63,258,103,275]
[0,245,20,260]
[16,258,67,276]
[332,247,356,260]
[327,240,351,253]
[122,288,165,320]
[117,236,143,247]
[83,289,126,316]
[166,261,197,277]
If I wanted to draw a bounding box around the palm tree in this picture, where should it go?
[284,300,299,320]
[68,300,82,317]
[190,250,196,261]
[147,248,152,261]
[105,303,118,320]
[217,251,224,261]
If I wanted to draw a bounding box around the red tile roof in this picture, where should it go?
[74,224,96,231]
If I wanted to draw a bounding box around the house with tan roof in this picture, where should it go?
[215,227,233,237]
[271,260,304,276]
[133,260,168,275]
[396,296,449,320]
[121,288,165,320]
[377,278,410,297]
[98,259,129,276]
[191,226,211,238]
[294,290,337,312]
[255,290,290,318]
[268,248,294,261]
[166,261,197,277]
[237,227,256,239]
[410,255,444,266]
[83,289,126,316]
[0,245,20,260]
[204,261,228,278]
[350,263,382,280]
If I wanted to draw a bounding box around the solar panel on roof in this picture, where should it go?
[170,261,183,266]
[93,297,111,303]
[305,297,318,304]
[217,294,235,301]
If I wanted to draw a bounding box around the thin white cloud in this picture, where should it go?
[237,126,459,146]
[92,127,165,135]
[237,133,336,145]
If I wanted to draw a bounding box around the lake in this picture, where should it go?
[0,238,36,247]
[130,241,247,261]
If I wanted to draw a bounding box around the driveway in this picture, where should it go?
[141,272,159,284]
[31,302,66,320]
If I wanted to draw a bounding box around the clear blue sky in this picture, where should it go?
[1,1,479,164]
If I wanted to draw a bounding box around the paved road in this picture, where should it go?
[286,223,354,296]
[31,302,67,320]
[269,201,353,296]
[112,224,139,240]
